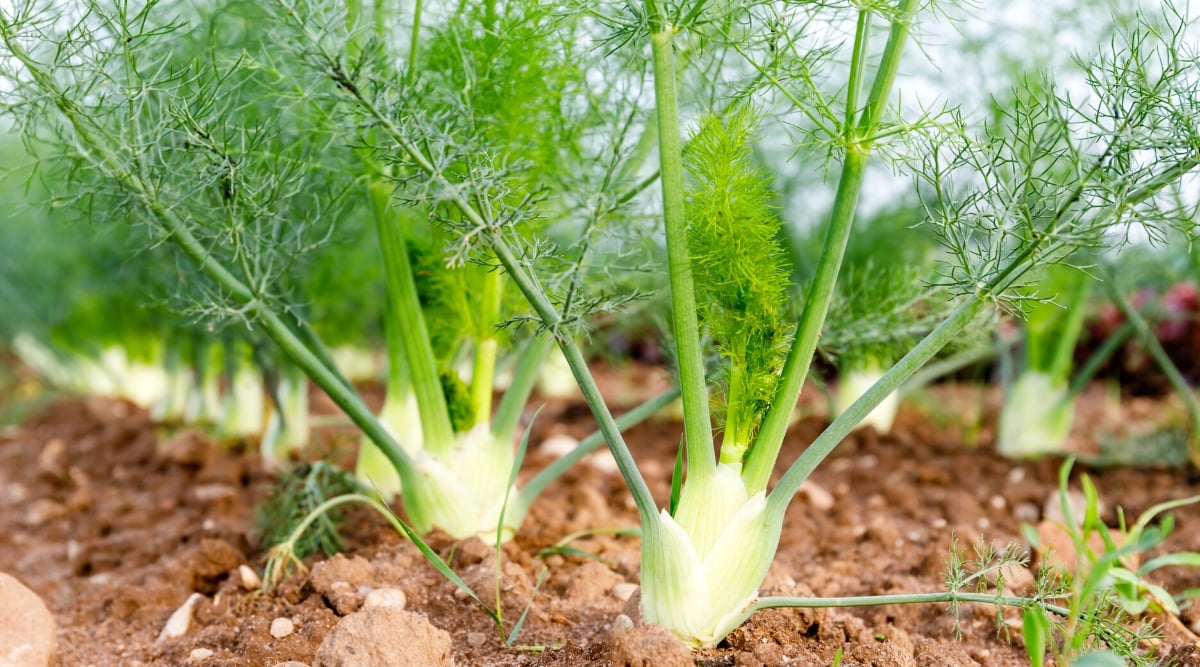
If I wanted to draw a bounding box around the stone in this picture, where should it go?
[238,565,262,591]
[362,588,406,610]
[797,481,835,511]
[188,647,214,662]
[311,555,375,616]
[466,632,487,647]
[314,608,454,667]
[611,582,638,602]
[157,593,203,643]
[0,572,56,667]
[538,434,578,458]
[609,619,691,667]
[270,617,295,639]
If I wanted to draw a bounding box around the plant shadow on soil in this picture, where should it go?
[3,368,1200,666]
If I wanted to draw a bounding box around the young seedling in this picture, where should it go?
[1018,459,1185,665]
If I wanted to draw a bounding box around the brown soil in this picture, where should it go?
[3,368,1200,666]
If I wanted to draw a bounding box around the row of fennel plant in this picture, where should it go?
[261,0,1200,654]
[4,0,1200,660]
[0,0,673,545]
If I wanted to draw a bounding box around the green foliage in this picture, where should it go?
[684,106,792,459]
[1016,459,1171,665]
[258,462,362,560]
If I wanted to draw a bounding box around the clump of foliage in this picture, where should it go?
[259,462,363,560]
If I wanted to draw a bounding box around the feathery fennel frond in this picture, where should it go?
[684,107,792,462]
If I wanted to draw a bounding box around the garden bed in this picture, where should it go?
[3,374,1200,666]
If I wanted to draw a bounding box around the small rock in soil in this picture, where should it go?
[270,617,295,639]
[539,434,578,458]
[797,481,835,511]
[238,565,261,591]
[314,607,453,667]
[466,632,487,647]
[609,619,691,667]
[611,582,638,602]
[272,662,311,667]
[188,647,214,662]
[311,555,376,615]
[1013,501,1040,523]
[363,587,406,610]
[585,449,620,475]
[0,572,56,667]
[157,593,203,643]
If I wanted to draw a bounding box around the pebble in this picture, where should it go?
[273,662,311,667]
[1044,489,1100,525]
[586,450,620,475]
[539,434,578,458]
[466,631,487,647]
[363,588,406,610]
[238,565,262,591]
[797,481,835,511]
[188,648,214,662]
[1013,502,1040,523]
[157,593,202,642]
[314,608,453,667]
[988,495,1006,510]
[0,572,56,667]
[270,618,295,639]
[1007,467,1026,484]
[611,583,638,602]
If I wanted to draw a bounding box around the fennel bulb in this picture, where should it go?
[834,368,900,433]
[641,463,781,648]
[997,370,1074,457]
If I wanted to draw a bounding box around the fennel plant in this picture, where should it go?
[304,0,1196,648]
[0,0,670,544]
[257,0,1200,649]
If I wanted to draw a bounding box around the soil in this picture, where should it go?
[3,364,1200,666]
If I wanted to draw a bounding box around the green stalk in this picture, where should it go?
[743,0,918,495]
[406,0,423,86]
[370,183,456,452]
[720,363,746,463]
[647,11,716,483]
[471,268,504,425]
[1065,321,1134,401]
[752,592,1071,618]
[491,333,554,442]
[767,298,984,517]
[899,343,1004,395]
[1101,272,1200,462]
[382,297,411,404]
[489,237,659,522]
